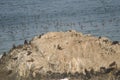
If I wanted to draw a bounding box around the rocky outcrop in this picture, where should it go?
[0,30,120,79]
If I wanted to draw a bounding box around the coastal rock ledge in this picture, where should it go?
[0,30,120,80]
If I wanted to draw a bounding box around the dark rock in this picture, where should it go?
[53,72,61,79]
[115,70,120,76]
[105,67,115,73]
[61,72,68,78]
[74,72,80,78]
[50,72,56,79]
[100,67,115,74]
[112,41,119,45]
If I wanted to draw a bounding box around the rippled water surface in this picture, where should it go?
[0,0,120,54]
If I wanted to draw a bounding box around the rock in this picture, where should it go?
[60,78,69,80]
[0,30,120,79]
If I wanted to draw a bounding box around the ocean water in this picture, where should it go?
[0,0,120,54]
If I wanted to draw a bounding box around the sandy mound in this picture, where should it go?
[0,30,120,78]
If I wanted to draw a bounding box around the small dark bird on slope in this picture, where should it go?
[24,40,28,45]
[27,51,32,55]
[109,61,116,67]
[12,44,16,49]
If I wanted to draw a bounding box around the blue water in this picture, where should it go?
[0,0,120,54]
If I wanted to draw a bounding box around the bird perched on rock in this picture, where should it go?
[12,57,18,60]
[84,69,91,79]
[12,44,16,49]
[27,51,32,55]
[100,67,115,74]
[1,52,7,59]
[98,36,101,39]
[7,70,12,75]
[109,61,116,67]
[24,40,28,45]
[38,34,42,38]
[100,67,106,73]
[90,68,95,75]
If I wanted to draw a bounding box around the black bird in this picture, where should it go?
[7,70,12,75]
[106,67,115,73]
[38,35,42,38]
[109,61,116,67]
[112,41,119,45]
[47,71,52,75]
[1,52,7,59]
[27,51,32,55]
[12,57,18,60]
[98,36,101,39]
[100,67,106,73]
[100,67,115,74]
[3,52,6,57]
[57,45,63,50]
[24,40,28,45]
[74,72,80,78]
[90,68,95,75]
[12,44,16,49]
[61,72,68,78]
[84,69,91,79]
